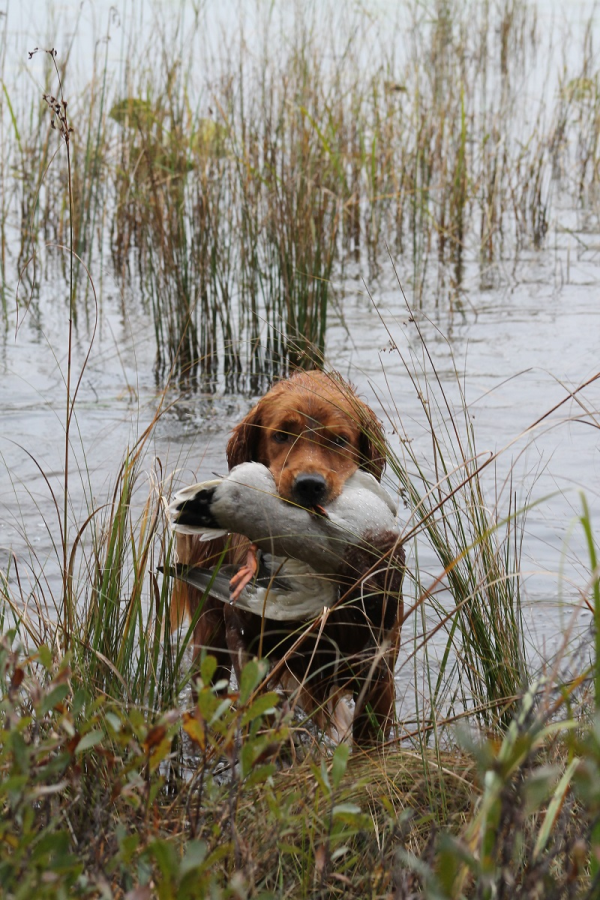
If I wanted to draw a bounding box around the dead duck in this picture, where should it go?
[167,462,403,619]
[168,461,399,573]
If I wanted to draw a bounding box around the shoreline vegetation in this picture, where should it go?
[1,1,600,896]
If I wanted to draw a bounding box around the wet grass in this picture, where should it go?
[0,540,598,897]
[3,0,600,385]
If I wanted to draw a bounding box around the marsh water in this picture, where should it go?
[1,0,600,713]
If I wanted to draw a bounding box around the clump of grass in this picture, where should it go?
[357,295,526,735]
[1,606,598,897]
[3,297,598,891]
[2,321,599,894]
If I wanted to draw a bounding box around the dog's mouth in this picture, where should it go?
[289,472,331,511]
[280,494,330,518]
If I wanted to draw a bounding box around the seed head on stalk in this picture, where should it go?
[30,45,77,650]
[43,92,73,144]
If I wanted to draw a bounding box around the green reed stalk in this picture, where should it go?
[579,494,600,879]
[41,51,76,651]
[579,495,600,708]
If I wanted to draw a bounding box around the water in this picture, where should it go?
[1,0,600,714]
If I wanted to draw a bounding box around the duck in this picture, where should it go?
[166,462,402,620]
[168,461,399,573]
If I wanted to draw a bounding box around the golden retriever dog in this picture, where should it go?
[172,369,405,744]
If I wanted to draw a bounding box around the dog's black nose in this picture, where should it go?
[293,474,327,507]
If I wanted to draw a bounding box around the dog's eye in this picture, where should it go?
[332,434,349,447]
[273,431,289,444]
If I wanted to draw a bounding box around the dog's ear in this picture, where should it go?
[226,403,264,470]
[358,407,386,482]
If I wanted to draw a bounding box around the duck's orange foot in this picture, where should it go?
[229,544,259,603]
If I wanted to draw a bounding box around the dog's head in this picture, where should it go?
[226,370,386,507]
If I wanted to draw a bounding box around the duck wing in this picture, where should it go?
[161,552,337,621]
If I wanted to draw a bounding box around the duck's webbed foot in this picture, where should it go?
[229,543,259,603]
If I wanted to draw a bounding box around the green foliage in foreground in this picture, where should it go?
[1,629,599,899]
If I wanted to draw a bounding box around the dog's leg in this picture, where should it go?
[188,595,231,693]
[326,687,354,745]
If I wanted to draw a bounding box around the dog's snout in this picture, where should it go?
[293,473,327,507]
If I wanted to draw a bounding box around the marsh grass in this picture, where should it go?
[0,617,598,897]
[380,309,527,732]
[1,319,599,896]
[5,0,600,383]
[2,1,600,895]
